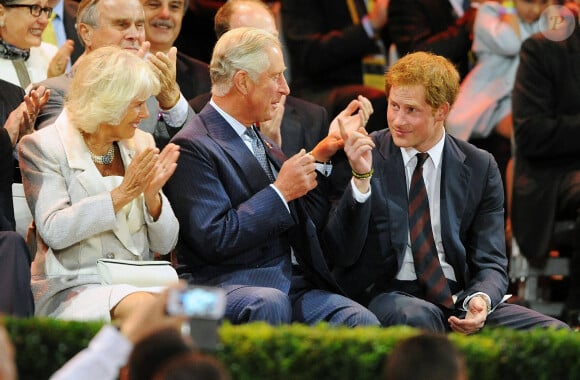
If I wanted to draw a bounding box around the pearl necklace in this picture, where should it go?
[88,144,115,165]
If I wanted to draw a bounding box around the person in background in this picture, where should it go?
[384,333,468,380]
[141,0,211,102]
[511,0,580,325]
[0,79,48,317]
[19,45,180,321]
[387,0,482,80]
[190,0,329,158]
[0,0,72,88]
[280,0,389,134]
[324,51,569,333]
[35,0,193,150]
[42,0,83,65]
[446,0,552,216]
[165,27,380,327]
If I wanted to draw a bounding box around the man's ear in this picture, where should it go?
[434,103,450,122]
[77,23,92,48]
[233,70,250,96]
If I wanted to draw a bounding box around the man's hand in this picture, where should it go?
[148,46,181,110]
[274,149,317,202]
[312,95,373,162]
[338,115,375,194]
[47,40,74,78]
[259,94,285,147]
[448,296,488,334]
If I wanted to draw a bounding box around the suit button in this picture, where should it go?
[105,252,115,259]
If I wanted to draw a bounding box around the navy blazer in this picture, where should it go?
[165,104,340,294]
[325,131,508,307]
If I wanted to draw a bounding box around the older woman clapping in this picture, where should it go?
[19,45,180,321]
[0,0,73,88]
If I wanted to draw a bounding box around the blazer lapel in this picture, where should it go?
[440,135,470,271]
[375,131,409,269]
[199,106,278,193]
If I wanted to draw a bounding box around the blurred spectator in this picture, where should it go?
[446,0,552,210]
[387,0,482,79]
[280,0,389,133]
[173,0,225,63]
[511,1,580,324]
[141,0,211,102]
[384,333,468,380]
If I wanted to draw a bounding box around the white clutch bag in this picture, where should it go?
[96,258,179,287]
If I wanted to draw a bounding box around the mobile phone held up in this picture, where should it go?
[166,285,227,320]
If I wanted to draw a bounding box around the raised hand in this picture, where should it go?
[274,149,317,202]
[47,40,74,78]
[338,113,375,193]
[144,143,180,201]
[311,95,373,162]
[147,46,181,110]
[259,94,285,147]
[4,86,50,145]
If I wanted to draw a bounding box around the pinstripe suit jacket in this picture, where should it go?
[165,104,340,294]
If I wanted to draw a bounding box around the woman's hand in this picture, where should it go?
[143,143,180,202]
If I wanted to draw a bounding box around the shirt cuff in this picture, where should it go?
[270,184,290,213]
[350,178,371,203]
[462,292,492,314]
[159,93,188,128]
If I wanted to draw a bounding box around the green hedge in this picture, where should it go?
[3,317,579,380]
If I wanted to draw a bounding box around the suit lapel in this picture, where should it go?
[375,131,409,268]
[440,135,470,270]
[199,106,274,193]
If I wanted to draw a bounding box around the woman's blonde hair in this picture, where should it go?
[65,46,160,133]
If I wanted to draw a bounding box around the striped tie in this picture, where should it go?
[408,153,454,309]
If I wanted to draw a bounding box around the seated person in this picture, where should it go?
[324,51,569,333]
[0,79,48,317]
[511,1,580,324]
[165,27,379,327]
[19,46,180,321]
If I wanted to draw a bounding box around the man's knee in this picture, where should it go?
[230,287,291,325]
[368,293,446,332]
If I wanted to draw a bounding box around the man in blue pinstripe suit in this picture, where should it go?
[165,27,379,326]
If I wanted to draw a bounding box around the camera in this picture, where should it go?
[166,285,227,351]
[167,285,226,319]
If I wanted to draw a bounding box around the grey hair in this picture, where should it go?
[65,45,160,134]
[210,27,280,96]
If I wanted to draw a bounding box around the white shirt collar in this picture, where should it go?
[401,129,446,169]
[209,99,250,138]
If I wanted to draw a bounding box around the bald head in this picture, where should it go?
[214,0,278,39]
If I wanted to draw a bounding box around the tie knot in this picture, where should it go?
[415,153,429,169]
[49,12,56,21]
[245,126,258,140]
